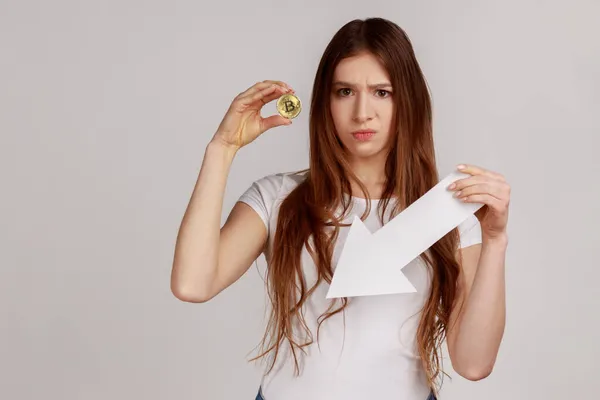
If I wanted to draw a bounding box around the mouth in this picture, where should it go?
[351,130,376,141]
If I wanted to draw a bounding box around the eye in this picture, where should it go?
[337,88,353,96]
[376,89,391,98]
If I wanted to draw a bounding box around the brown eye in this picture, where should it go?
[337,88,352,96]
[376,90,391,98]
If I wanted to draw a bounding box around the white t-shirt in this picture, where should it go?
[238,170,482,400]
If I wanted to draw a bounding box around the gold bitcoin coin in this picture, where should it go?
[276,93,302,119]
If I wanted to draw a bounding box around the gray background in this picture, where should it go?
[1,0,598,399]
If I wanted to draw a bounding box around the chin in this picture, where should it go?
[344,140,382,155]
[346,146,386,160]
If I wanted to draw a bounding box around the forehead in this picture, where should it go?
[332,52,390,82]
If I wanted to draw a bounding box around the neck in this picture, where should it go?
[347,155,387,199]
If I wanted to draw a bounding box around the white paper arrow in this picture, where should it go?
[326,171,485,298]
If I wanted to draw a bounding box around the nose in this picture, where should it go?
[352,92,374,123]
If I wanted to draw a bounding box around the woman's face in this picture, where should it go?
[330,51,395,162]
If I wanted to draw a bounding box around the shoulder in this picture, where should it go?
[244,169,308,200]
[237,169,308,230]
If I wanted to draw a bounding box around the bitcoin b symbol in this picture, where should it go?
[276,93,302,119]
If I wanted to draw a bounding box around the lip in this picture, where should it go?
[351,129,377,142]
[351,129,376,135]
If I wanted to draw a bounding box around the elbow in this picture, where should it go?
[456,365,494,381]
[171,288,211,303]
[450,342,498,381]
[171,285,213,303]
[170,276,215,304]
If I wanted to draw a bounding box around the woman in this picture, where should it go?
[171,17,510,400]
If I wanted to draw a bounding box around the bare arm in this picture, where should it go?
[446,163,511,380]
[447,234,508,380]
[170,80,294,303]
[170,140,267,302]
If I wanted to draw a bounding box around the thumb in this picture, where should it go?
[261,115,292,132]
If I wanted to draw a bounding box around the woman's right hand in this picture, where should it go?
[212,80,295,151]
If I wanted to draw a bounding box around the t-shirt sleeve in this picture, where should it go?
[457,214,483,248]
[237,173,284,235]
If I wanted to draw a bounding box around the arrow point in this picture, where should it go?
[345,215,373,243]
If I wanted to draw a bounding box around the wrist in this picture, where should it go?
[482,231,509,248]
[207,137,239,159]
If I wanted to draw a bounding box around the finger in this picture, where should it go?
[264,80,294,93]
[242,84,287,107]
[448,175,485,190]
[260,114,292,132]
[236,82,279,100]
[457,164,505,181]
[238,80,293,100]
[239,83,290,106]
[455,178,511,199]
[453,182,506,202]
[258,80,293,92]
[448,174,506,191]
[259,85,292,105]
[460,194,507,212]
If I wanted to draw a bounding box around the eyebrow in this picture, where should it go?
[332,81,393,89]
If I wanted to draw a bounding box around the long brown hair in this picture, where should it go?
[250,17,463,396]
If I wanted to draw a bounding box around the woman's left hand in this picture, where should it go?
[447,164,511,240]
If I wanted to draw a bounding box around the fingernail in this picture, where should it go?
[448,183,456,190]
[457,164,465,170]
